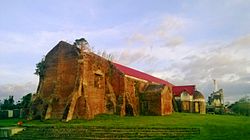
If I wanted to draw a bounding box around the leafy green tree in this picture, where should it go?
[19,93,32,109]
[1,96,15,110]
[35,57,45,93]
[0,100,2,109]
[35,57,45,78]
[16,93,32,109]
[229,96,250,116]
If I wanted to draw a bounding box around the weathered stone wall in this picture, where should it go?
[83,53,108,117]
[62,50,126,120]
[107,65,125,115]
[32,41,129,120]
[70,52,110,119]
[32,41,173,121]
[122,77,143,116]
[161,86,173,115]
[139,84,173,116]
[142,92,161,115]
[38,41,79,119]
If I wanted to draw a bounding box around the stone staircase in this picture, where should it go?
[11,126,200,139]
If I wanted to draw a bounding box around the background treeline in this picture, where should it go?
[0,93,32,110]
[228,96,250,116]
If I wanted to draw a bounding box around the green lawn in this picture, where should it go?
[1,113,249,139]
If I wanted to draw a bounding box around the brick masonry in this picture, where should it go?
[31,41,173,121]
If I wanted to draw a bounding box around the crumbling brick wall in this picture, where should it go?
[31,40,173,121]
[122,77,140,116]
[32,41,131,120]
[35,41,79,119]
[160,86,173,115]
[139,84,172,116]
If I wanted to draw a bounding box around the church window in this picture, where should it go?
[94,74,103,88]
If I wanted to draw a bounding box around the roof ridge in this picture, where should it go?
[113,62,173,86]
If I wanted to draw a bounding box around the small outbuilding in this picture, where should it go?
[173,85,206,114]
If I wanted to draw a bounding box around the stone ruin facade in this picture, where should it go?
[31,39,206,121]
[208,89,224,107]
[207,80,224,113]
[31,40,173,121]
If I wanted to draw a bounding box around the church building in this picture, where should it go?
[31,38,205,121]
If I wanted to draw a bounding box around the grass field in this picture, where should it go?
[1,113,249,139]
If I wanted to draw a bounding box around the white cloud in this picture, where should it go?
[247,67,250,73]
[1,5,250,103]
[151,68,185,84]
[221,74,240,82]
[112,32,250,100]
[0,82,37,102]
[159,34,250,99]
[125,15,189,48]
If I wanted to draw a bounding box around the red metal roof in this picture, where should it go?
[113,62,173,86]
[172,85,195,96]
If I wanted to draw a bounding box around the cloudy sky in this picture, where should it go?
[0,0,250,103]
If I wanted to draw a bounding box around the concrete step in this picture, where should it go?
[11,126,200,139]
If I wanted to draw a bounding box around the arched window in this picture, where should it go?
[180,91,191,101]
[94,74,103,89]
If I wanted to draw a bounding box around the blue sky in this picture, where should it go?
[0,0,250,103]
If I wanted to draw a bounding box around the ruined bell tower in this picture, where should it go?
[207,79,224,114]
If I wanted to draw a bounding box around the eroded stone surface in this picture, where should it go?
[31,41,172,121]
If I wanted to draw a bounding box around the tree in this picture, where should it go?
[229,96,250,116]
[20,93,32,109]
[74,38,91,52]
[0,100,2,109]
[74,38,115,61]
[35,57,45,93]
[1,96,15,110]
[35,57,45,78]
[0,93,32,112]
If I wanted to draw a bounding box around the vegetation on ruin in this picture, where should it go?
[34,57,45,79]
[1,113,249,139]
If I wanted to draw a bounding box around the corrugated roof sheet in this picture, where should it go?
[113,62,173,86]
[173,85,195,96]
